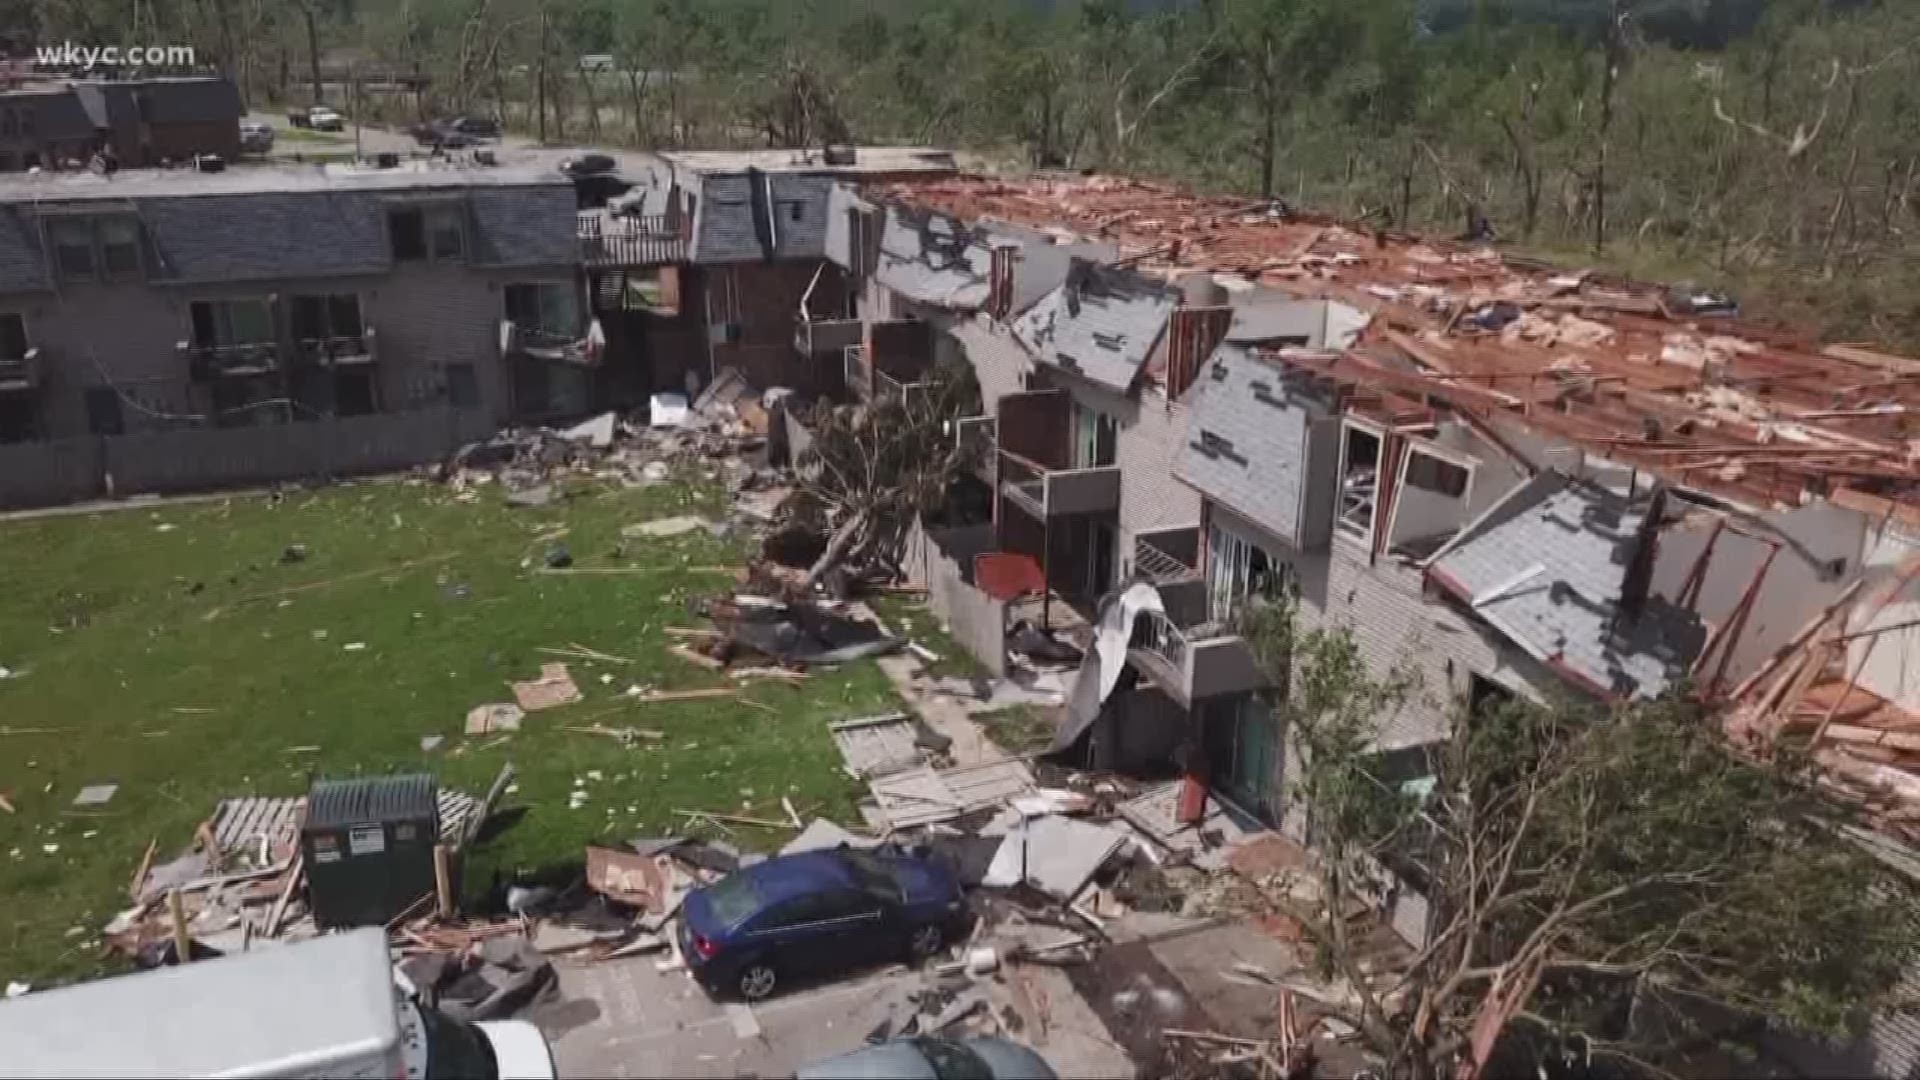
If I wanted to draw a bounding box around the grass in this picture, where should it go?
[276,126,350,144]
[976,707,1056,757]
[0,473,898,985]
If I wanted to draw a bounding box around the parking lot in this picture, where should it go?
[531,946,1135,1078]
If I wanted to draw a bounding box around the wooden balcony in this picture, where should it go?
[579,211,684,268]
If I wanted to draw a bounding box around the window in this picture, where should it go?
[0,313,26,361]
[388,209,427,260]
[48,218,94,279]
[292,293,365,352]
[1207,522,1288,625]
[788,201,804,222]
[429,206,465,260]
[1072,400,1116,469]
[505,281,582,338]
[334,369,377,416]
[838,850,902,904]
[45,217,143,281]
[703,873,764,929]
[445,362,479,408]
[1404,452,1469,497]
[84,388,124,436]
[99,218,142,278]
[912,1038,994,1080]
[1337,423,1383,543]
[190,299,274,349]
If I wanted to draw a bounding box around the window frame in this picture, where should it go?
[505,281,582,340]
[1205,519,1289,625]
[1335,420,1386,548]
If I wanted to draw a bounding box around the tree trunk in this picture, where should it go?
[304,5,322,106]
[1593,0,1623,254]
[535,5,550,144]
[804,510,869,591]
[625,68,647,146]
[1258,40,1278,198]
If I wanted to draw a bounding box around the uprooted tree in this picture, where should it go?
[786,363,978,590]
[1235,599,1920,1079]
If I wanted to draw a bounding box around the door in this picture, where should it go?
[759,890,883,982]
[1088,520,1116,598]
[1073,401,1116,469]
[1204,695,1278,819]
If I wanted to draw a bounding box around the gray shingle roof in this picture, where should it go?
[0,207,49,293]
[17,88,97,141]
[873,204,991,309]
[1173,347,1332,545]
[140,191,389,280]
[1012,263,1175,393]
[689,170,836,264]
[1430,475,1703,699]
[767,173,833,261]
[468,184,580,267]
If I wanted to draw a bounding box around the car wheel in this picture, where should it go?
[908,924,944,961]
[737,962,777,1001]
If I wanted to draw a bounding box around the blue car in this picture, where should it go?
[679,849,967,1001]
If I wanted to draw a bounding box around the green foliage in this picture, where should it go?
[1237,601,1920,1074]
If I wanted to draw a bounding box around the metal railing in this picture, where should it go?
[579,212,684,267]
[182,341,278,377]
[1135,536,1198,584]
[295,331,375,366]
[1131,608,1191,673]
[996,450,1047,513]
[843,345,869,395]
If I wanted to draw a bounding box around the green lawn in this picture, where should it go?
[0,474,896,984]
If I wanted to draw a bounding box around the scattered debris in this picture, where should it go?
[509,663,582,712]
[780,818,884,857]
[622,515,711,539]
[72,783,118,808]
[465,703,526,735]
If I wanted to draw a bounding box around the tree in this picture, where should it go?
[1236,599,1920,1079]
[788,364,977,590]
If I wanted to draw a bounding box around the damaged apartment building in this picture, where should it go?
[0,157,588,507]
[841,177,1920,1068]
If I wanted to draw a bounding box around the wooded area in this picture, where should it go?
[14,0,1920,346]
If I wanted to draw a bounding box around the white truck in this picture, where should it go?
[0,928,555,1078]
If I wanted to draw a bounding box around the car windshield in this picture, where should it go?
[414,1000,499,1080]
[837,850,902,903]
[912,1038,993,1080]
[703,872,764,927]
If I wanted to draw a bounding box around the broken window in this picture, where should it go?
[505,281,582,339]
[0,313,26,361]
[1337,423,1383,543]
[291,293,366,359]
[1072,400,1116,469]
[1207,522,1289,625]
[1404,452,1469,497]
[190,299,274,350]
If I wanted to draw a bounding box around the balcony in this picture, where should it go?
[180,340,278,379]
[579,212,685,268]
[0,348,38,393]
[795,317,863,358]
[996,449,1121,519]
[1126,582,1266,705]
[295,329,377,367]
[1134,527,1200,584]
[503,320,598,367]
[956,415,996,482]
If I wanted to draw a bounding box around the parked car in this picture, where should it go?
[796,1036,1058,1080]
[679,849,967,1001]
[287,107,311,128]
[239,120,274,153]
[559,153,617,178]
[308,105,344,132]
[450,115,502,140]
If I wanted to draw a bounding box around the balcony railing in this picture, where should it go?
[1131,608,1191,675]
[505,320,596,366]
[180,340,278,378]
[0,348,37,392]
[996,448,1122,518]
[795,317,863,357]
[579,211,685,267]
[295,330,376,367]
[1135,534,1199,584]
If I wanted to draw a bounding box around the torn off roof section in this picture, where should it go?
[1174,347,1334,547]
[873,204,994,309]
[1013,261,1177,393]
[1429,473,1705,700]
